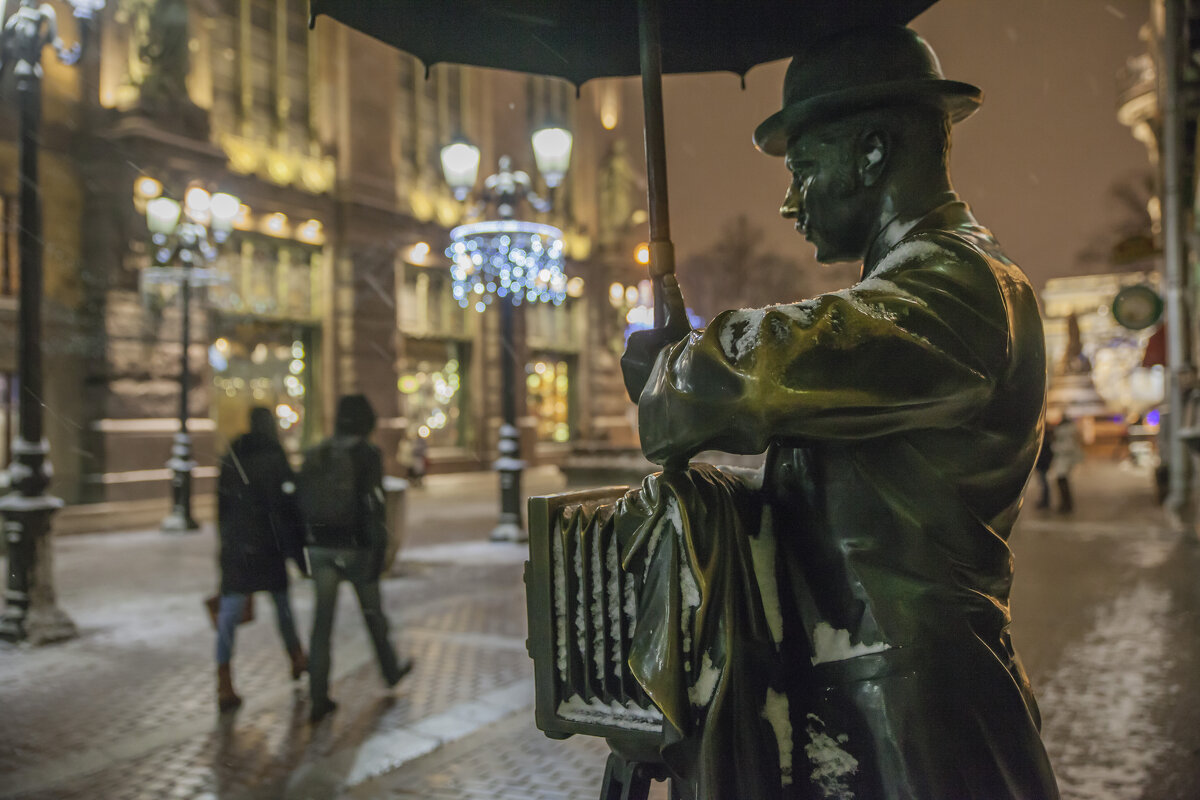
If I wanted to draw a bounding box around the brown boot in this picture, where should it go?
[289,646,308,680]
[217,664,242,712]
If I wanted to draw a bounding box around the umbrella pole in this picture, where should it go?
[637,0,675,328]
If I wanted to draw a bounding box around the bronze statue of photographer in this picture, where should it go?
[621,25,1059,800]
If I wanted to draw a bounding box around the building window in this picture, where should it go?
[0,373,16,482]
[208,237,322,321]
[526,299,582,353]
[398,339,471,449]
[398,264,473,338]
[210,323,316,458]
[210,0,312,144]
[0,195,16,297]
[526,354,573,443]
[399,61,464,190]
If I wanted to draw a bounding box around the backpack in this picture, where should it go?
[297,438,364,547]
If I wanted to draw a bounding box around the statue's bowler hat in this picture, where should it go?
[754,26,981,157]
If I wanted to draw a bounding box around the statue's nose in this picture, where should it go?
[780,181,803,220]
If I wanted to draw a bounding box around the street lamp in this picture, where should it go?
[0,0,103,644]
[440,128,572,542]
[139,182,240,533]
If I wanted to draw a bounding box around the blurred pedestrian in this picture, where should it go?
[411,434,428,487]
[1035,423,1054,509]
[215,406,307,713]
[395,429,426,487]
[299,394,412,723]
[1050,416,1084,513]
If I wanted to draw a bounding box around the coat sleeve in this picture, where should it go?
[636,235,1010,464]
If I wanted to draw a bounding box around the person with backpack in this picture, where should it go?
[1035,421,1055,509]
[299,394,412,722]
[215,406,307,713]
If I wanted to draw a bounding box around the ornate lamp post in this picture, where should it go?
[139,182,240,532]
[0,0,103,644]
[440,128,572,541]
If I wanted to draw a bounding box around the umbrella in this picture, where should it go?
[309,0,938,323]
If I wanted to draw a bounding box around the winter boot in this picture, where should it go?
[1056,477,1074,514]
[217,664,243,712]
[310,696,338,723]
[289,646,309,680]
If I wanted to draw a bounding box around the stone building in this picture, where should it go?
[0,1,648,528]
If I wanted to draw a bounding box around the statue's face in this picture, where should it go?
[781,128,874,264]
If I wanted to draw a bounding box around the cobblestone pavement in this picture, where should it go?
[0,472,562,800]
[5,461,1200,800]
[342,711,672,800]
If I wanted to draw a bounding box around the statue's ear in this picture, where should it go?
[858,130,888,188]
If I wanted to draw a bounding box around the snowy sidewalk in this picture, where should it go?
[0,514,539,800]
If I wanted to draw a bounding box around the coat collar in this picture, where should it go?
[863,193,980,278]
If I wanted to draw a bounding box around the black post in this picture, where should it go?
[636,0,676,329]
[491,297,524,541]
[161,272,198,532]
[0,73,76,644]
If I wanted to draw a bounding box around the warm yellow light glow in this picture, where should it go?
[233,204,252,231]
[609,282,625,304]
[296,219,325,245]
[566,276,585,298]
[214,337,230,352]
[184,186,211,213]
[531,127,573,187]
[263,212,289,237]
[634,243,650,265]
[440,141,481,199]
[625,285,639,305]
[135,176,162,199]
[210,193,240,223]
[411,242,430,260]
[146,196,181,235]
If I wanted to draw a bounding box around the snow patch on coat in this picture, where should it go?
[718,309,766,360]
[761,688,794,786]
[805,713,859,799]
[810,622,891,665]
[688,649,721,707]
[749,508,784,645]
[873,237,948,276]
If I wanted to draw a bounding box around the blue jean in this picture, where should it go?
[215,590,302,666]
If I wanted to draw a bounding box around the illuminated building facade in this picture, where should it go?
[0,1,648,526]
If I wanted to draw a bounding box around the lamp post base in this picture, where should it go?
[162,433,199,533]
[0,500,77,645]
[492,452,527,543]
[490,520,526,542]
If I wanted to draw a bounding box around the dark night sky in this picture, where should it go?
[647,0,1152,291]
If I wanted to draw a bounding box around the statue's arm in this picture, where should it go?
[636,245,1006,464]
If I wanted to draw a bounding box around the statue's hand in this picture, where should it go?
[658,274,691,340]
[620,275,693,403]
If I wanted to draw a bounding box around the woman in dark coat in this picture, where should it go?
[215,406,307,712]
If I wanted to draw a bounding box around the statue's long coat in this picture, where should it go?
[634,199,1060,800]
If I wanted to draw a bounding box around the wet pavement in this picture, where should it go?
[2,460,1199,799]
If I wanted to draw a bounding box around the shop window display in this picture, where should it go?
[397,339,470,449]
[526,356,572,443]
[210,323,317,458]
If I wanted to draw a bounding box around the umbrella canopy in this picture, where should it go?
[308,1,937,86]
[309,0,939,322]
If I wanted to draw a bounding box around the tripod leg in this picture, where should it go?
[599,752,653,800]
